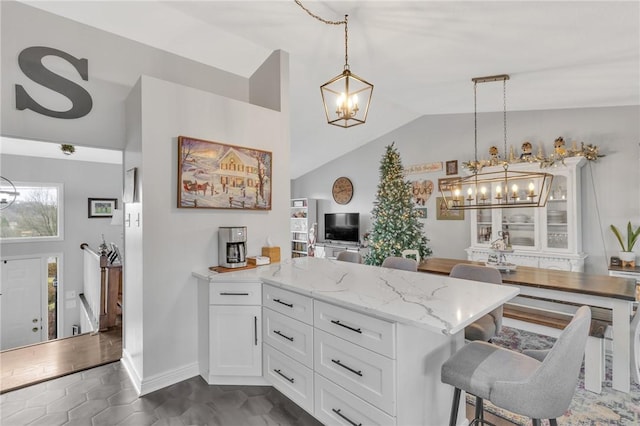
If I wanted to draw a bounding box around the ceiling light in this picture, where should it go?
[296,1,373,128]
[440,75,553,210]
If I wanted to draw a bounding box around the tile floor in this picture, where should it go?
[0,362,322,426]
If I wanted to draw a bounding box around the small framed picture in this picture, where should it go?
[88,198,118,218]
[415,207,428,219]
[436,197,464,220]
[446,160,458,175]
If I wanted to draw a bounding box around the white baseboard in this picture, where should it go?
[206,375,268,386]
[121,349,142,395]
[139,361,200,396]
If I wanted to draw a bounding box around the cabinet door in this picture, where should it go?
[544,174,570,251]
[209,305,262,376]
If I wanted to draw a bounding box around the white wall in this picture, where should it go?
[0,154,123,338]
[122,69,289,392]
[1,1,248,150]
[292,106,640,275]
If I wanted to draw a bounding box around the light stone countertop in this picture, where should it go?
[193,256,519,335]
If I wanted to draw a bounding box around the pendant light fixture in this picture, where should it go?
[440,75,553,210]
[295,0,373,128]
[0,176,20,210]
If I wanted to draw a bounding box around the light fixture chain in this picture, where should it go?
[474,81,478,164]
[503,78,507,158]
[344,15,349,69]
[294,0,346,26]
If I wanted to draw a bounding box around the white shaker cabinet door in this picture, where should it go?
[209,305,262,377]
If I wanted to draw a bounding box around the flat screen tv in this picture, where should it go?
[324,213,359,243]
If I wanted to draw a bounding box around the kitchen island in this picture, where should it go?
[194,256,519,425]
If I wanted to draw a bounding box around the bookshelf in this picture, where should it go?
[290,198,317,258]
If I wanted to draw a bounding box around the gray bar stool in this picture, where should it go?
[336,250,363,264]
[381,256,418,272]
[441,305,591,426]
[449,264,503,342]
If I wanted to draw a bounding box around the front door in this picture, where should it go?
[1,258,43,350]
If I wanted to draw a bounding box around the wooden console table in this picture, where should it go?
[418,257,638,393]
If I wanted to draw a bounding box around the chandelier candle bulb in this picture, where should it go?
[511,184,518,201]
[528,182,536,198]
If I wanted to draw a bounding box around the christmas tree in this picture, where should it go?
[365,143,432,266]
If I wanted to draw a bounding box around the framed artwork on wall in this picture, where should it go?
[410,179,434,207]
[88,198,118,218]
[436,197,464,220]
[178,136,272,210]
[445,160,458,175]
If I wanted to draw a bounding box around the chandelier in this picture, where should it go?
[0,176,20,210]
[441,75,553,210]
[295,1,373,128]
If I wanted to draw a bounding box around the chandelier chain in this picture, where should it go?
[294,1,350,68]
[503,78,508,159]
[474,81,478,164]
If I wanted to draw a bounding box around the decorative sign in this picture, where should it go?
[411,179,434,206]
[404,162,442,176]
[15,46,93,119]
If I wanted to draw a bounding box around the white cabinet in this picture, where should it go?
[262,284,315,413]
[291,198,317,258]
[209,305,261,376]
[198,280,263,384]
[467,156,587,271]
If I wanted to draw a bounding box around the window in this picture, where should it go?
[0,182,64,242]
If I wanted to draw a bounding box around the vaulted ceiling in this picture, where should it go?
[22,1,640,178]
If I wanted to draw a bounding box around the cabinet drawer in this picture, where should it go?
[314,373,395,426]
[263,308,314,368]
[210,281,261,305]
[263,344,314,414]
[263,284,313,325]
[314,300,396,358]
[315,329,396,416]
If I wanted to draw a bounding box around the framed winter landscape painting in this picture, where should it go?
[178,136,272,210]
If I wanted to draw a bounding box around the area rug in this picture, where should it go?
[466,326,640,425]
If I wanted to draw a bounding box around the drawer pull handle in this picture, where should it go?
[331,359,363,377]
[274,369,295,383]
[219,292,249,296]
[273,298,293,308]
[332,408,362,426]
[273,330,294,342]
[254,316,258,346]
[331,320,362,334]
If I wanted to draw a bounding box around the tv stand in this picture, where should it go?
[315,241,362,259]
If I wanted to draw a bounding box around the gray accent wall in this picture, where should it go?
[292,106,640,275]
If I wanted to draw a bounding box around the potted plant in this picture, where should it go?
[610,221,640,265]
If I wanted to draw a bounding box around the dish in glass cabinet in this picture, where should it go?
[509,214,529,223]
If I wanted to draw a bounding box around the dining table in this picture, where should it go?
[418,257,638,394]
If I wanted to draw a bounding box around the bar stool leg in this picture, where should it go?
[449,387,461,426]
[475,396,484,422]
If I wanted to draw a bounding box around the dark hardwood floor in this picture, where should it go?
[0,326,122,394]
[0,326,517,424]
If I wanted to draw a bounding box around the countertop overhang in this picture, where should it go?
[194,257,519,336]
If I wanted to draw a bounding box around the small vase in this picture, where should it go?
[619,251,636,267]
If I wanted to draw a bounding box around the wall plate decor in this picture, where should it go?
[436,197,464,220]
[178,136,272,210]
[88,198,117,218]
[332,176,354,205]
[411,179,434,206]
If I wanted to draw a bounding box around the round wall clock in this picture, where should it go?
[332,177,354,205]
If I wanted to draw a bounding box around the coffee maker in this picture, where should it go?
[218,227,247,268]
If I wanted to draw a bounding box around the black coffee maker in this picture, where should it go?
[218,227,247,268]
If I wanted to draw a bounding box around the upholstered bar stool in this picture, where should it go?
[441,305,591,426]
[449,264,503,342]
[336,250,363,264]
[381,256,418,272]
